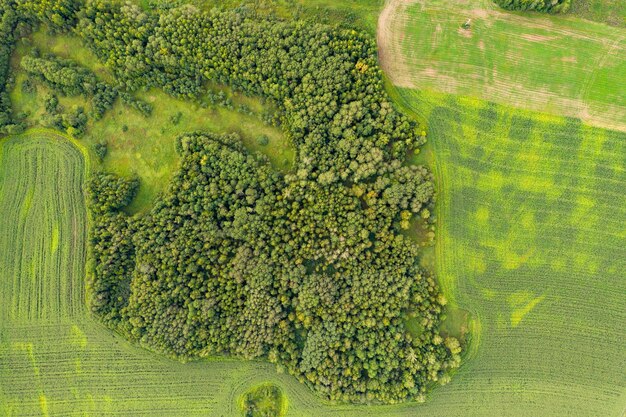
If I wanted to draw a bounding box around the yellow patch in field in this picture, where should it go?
[475,206,489,223]
[39,395,49,417]
[481,287,497,299]
[50,224,59,254]
[510,293,545,328]
[20,186,35,220]
[459,96,483,109]
[501,247,535,270]
[518,149,541,168]
[520,211,535,230]
[550,256,567,272]
[70,325,88,349]
[517,175,553,193]
[574,195,595,216]
[507,290,533,307]
[468,255,487,274]
[477,170,504,191]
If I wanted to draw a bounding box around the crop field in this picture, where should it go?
[0,131,289,416]
[378,0,626,132]
[3,105,622,417]
[387,89,626,417]
[2,0,625,416]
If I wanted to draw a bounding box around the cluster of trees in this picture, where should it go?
[42,92,88,136]
[15,0,81,31]
[20,50,151,122]
[493,0,571,13]
[8,0,461,404]
[74,2,425,178]
[88,133,459,403]
[242,384,285,417]
[0,1,27,135]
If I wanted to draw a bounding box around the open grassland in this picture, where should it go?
[378,0,626,132]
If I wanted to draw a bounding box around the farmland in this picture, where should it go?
[1,0,625,415]
[0,131,294,416]
[3,88,623,417]
[389,89,626,417]
[378,0,626,132]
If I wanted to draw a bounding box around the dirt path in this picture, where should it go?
[377,0,418,88]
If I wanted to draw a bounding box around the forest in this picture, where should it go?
[3,0,460,404]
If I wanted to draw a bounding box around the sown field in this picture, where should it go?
[0,132,295,416]
[3,100,623,417]
[378,0,626,132]
[2,1,625,415]
[386,89,626,417]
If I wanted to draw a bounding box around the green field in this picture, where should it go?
[2,0,625,415]
[389,89,626,416]
[0,131,294,416]
[3,100,623,417]
[378,0,626,132]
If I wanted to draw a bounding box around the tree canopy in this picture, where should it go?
[6,0,461,404]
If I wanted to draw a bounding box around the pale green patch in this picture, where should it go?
[510,294,545,328]
[20,186,34,220]
[39,395,49,417]
[475,207,489,223]
[70,325,88,349]
[50,224,59,254]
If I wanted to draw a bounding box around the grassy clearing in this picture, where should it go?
[378,0,626,132]
[10,31,294,214]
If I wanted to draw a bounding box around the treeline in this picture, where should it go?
[0,2,26,135]
[493,0,571,13]
[21,51,152,123]
[15,0,81,31]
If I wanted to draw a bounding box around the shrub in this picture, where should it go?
[94,142,107,161]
